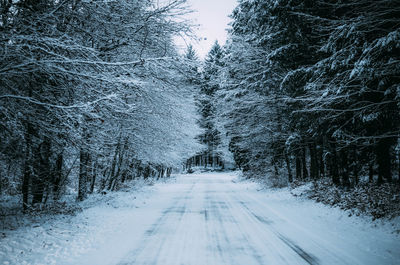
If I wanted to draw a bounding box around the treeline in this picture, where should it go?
[213,0,400,187]
[184,43,226,171]
[0,0,201,210]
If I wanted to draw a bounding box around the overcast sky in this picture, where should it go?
[175,0,238,59]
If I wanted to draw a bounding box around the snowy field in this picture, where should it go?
[1,172,399,265]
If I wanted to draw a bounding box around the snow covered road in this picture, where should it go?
[118,174,326,265]
[116,173,327,265]
[2,172,399,265]
[73,172,399,265]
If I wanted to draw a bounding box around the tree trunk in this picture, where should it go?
[212,154,216,168]
[376,138,392,185]
[284,150,293,183]
[330,141,340,186]
[32,138,51,205]
[272,157,279,183]
[340,149,350,188]
[89,158,97,194]
[144,165,150,179]
[121,169,128,183]
[398,149,400,187]
[301,146,309,179]
[318,145,325,178]
[78,147,89,201]
[99,167,108,191]
[86,150,92,191]
[111,139,128,191]
[309,143,318,180]
[295,154,301,180]
[53,152,63,199]
[22,121,33,211]
[157,166,162,180]
[22,163,31,210]
[108,135,122,190]
[369,160,374,183]
[352,147,359,186]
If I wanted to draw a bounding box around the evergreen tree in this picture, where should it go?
[218,0,400,187]
[185,44,199,61]
[195,41,225,169]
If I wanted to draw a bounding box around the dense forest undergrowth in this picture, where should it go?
[305,179,399,220]
[286,178,400,220]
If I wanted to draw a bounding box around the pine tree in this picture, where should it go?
[196,41,224,169]
[218,0,399,187]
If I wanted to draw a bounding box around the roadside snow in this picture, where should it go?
[0,177,163,265]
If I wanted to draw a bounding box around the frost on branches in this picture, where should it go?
[0,0,202,210]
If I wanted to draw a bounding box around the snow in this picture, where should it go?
[1,172,399,265]
[0,178,158,265]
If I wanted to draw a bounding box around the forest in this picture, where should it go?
[215,0,400,188]
[0,0,202,212]
[1,0,400,219]
[187,0,400,218]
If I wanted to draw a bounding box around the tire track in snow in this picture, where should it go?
[277,234,319,265]
[117,183,196,265]
[218,188,290,265]
[233,186,360,265]
[204,183,269,265]
[236,199,318,264]
[117,173,363,265]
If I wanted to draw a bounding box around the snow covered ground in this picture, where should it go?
[1,172,399,265]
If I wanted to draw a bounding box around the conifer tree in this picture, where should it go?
[196,41,224,168]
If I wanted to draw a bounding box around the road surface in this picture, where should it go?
[71,172,396,265]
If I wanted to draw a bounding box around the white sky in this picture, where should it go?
[175,0,238,59]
